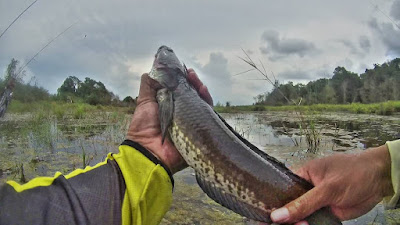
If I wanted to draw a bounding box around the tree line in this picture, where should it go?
[0,59,135,106]
[254,58,400,106]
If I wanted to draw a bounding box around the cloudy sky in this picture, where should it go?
[0,0,399,105]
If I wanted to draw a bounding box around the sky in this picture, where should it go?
[0,0,399,105]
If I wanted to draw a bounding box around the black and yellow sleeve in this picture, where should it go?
[0,140,174,225]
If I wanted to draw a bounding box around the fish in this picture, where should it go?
[149,45,342,225]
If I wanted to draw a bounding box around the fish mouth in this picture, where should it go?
[156,45,174,57]
[153,45,179,69]
[152,45,184,73]
[150,45,184,89]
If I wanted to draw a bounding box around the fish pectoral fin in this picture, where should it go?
[156,88,174,144]
[195,173,271,223]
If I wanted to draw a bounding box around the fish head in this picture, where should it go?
[149,45,186,90]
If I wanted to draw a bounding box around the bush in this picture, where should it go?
[73,105,86,119]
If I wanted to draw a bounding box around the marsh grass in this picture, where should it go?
[2,101,131,183]
[215,101,400,115]
[7,100,133,120]
[238,51,342,153]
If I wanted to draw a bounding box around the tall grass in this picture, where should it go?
[7,100,133,119]
[215,101,400,116]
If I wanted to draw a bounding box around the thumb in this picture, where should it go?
[137,73,162,105]
[270,185,329,224]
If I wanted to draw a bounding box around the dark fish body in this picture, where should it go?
[150,46,341,225]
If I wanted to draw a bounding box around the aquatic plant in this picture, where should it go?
[73,104,87,119]
[239,51,325,153]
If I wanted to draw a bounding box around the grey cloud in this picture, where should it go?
[359,35,371,52]
[336,36,371,56]
[278,70,313,81]
[246,49,254,55]
[277,65,334,82]
[368,17,379,29]
[368,17,400,56]
[198,52,233,104]
[390,0,400,21]
[338,58,354,69]
[337,39,359,55]
[260,30,318,61]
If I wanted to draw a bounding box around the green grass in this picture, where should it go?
[7,100,134,119]
[214,101,400,115]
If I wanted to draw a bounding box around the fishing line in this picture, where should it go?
[16,21,79,78]
[0,0,39,40]
[369,0,400,30]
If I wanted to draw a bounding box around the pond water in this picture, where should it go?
[0,111,399,224]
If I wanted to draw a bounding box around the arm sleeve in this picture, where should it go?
[0,140,173,225]
[386,139,400,209]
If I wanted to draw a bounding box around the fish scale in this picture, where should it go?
[151,45,342,225]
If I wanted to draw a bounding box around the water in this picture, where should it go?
[1,111,399,224]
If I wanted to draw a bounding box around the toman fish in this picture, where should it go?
[149,45,342,225]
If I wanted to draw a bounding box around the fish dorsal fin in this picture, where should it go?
[156,88,174,144]
[195,173,271,223]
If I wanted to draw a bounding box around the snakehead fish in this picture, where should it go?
[149,45,342,225]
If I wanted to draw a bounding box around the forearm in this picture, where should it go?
[0,141,174,225]
[0,158,125,225]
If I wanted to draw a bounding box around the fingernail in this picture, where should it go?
[270,207,289,222]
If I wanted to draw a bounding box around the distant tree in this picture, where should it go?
[215,101,223,107]
[321,84,336,104]
[254,58,400,105]
[330,67,361,104]
[123,96,134,103]
[122,96,135,107]
[57,76,114,105]
[58,76,81,94]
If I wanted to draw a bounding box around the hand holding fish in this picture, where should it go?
[126,69,212,174]
[270,144,393,225]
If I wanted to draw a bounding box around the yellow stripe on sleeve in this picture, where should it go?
[111,145,173,225]
[7,156,110,193]
[387,139,400,208]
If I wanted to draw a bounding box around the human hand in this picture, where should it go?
[126,68,212,174]
[270,145,393,225]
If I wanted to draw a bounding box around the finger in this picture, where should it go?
[270,185,329,223]
[187,68,213,106]
[137,73,161,104]
[199,85,213,106]
[187,68,203,92]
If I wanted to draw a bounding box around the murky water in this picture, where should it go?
[0,111,399,224]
